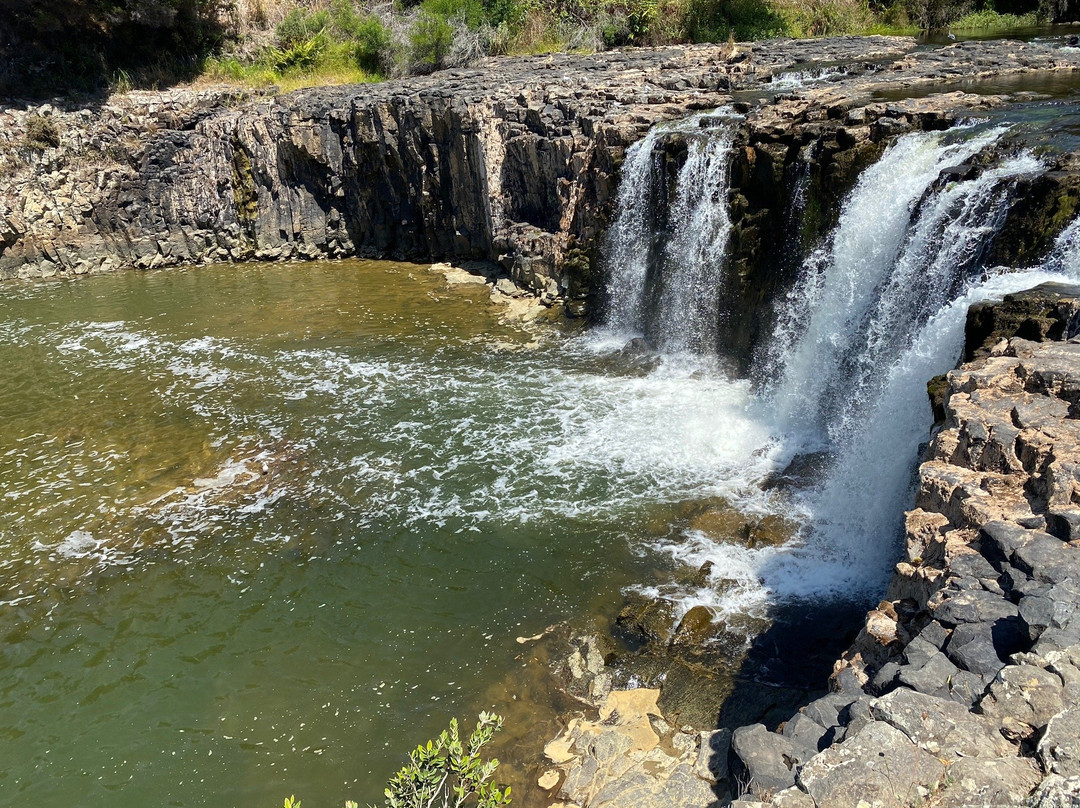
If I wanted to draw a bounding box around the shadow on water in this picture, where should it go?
[710,598,865,731]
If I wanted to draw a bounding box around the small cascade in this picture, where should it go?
[601,110,741,353]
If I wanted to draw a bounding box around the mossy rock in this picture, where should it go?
[927,373,949,424]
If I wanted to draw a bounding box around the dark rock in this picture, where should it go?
[871,661,901,693]
[731,723,800,795]
[946,670,987,707]
[782,712,830,755]
[946,621,1020,679]
[898,651,959,696]
[965,283,1080,361]
[1014,534,1080,585]
[933,588,1020,626]
[1047,510,1080,542]
[614,594,678,648]
[980,521,1037,568]
[1020,595,1058,642]
[803,693,858,731]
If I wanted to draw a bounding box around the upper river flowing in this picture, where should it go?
[0,260,780,807]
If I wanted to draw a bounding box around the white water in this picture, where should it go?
[601,120,1080,621]
[601,110,741,352]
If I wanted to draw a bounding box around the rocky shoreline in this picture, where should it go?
[537,286,1080,807]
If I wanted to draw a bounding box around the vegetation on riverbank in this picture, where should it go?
[1,0,1078,96]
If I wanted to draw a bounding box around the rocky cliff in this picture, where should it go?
[4,37,1080,339]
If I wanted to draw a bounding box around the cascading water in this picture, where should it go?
[601,110,741,353]
[602,117,1080,618]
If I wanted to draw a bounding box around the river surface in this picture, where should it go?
[0,260,778,807]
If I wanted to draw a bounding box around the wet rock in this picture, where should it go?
[615,595,679,649]
[671,605,717,648]
[966,284,1080,362]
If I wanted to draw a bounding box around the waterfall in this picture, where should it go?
[765,125,1014,441]
[603,116,1080,615]
[759,126,1051,599]
[601,110,741,353]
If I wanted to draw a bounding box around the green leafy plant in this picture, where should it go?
[373,712,511,808]
[267,34,329,73]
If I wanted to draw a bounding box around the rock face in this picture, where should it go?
[4,36,1080,342]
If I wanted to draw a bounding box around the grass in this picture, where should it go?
[201,40,384,90]
[183,0,1066,95]
[950,9,1039,29]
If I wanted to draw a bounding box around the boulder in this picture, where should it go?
[1039,706,1080,779]
[797,721,946,808]
[897,651,959,697]
[731,723,800,795]
[980,665,1066,738]
[1027,774,1080,807]
[933,756,1041,807]
[870,687,1014,761]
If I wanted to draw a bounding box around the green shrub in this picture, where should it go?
[684,0,789,40]
[267,34,328,73]
[904,0,972,28]
[351,15,394,73]
[276,8,331,47]
[774,0,877,35]
[24,114,61,151]
[951,8,1038,27]
[422,0,489,28]
[373,712,511,808]
[409,10,456,71]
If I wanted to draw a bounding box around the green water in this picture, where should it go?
[0,261,772,807]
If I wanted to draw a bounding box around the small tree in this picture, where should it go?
[374,712,511,808]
